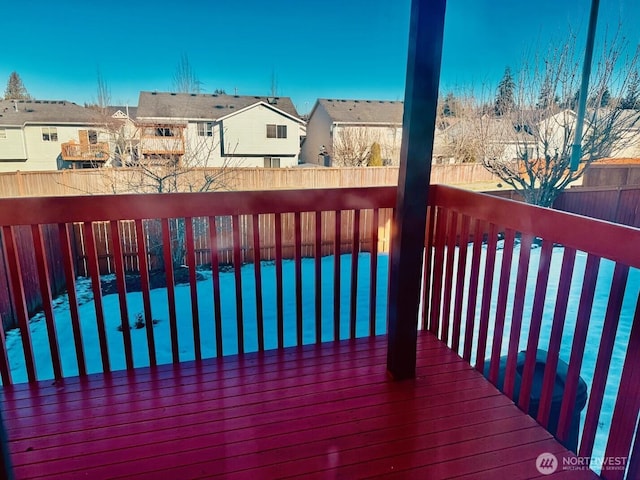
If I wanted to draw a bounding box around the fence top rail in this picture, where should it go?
[0,186,397,226]
[431,185,640,268]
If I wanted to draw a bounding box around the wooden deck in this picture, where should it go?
[1,331,598,479]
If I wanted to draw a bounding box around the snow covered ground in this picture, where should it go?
[5,249,637,461]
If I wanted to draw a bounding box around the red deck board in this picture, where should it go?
[1,331,597,480]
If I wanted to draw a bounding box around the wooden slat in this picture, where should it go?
[81,222,110,373]
[275,213,284,348]
[252,214,265,351]
[349,209,360,339]
[30,224,63,380]
[488,228,516,385]
[58,223,86,377]
[208,216,223,357]
[537,247,577,429]
[294,211,303,345]
[579,263,630,458]
[109,220,133,371]
[333,210,341,341]
[440,210,458,345]
[160,218,179,363]
[314,211,322,343]
[462,219,483,363]
[185,217,201,361]
[518,239,554,413]
[369,208,379,336]
[231,214,244,354]
[502,233,533,398]
[474,222,498,373]
[2,226,37,383]
[134,220,156,367]
[451,214,470,354]
[555,253,600,440]
[602,291,640,480]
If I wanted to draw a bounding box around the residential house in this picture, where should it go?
[135,92,306,168]
[300,99,403,166]
[0,99,107,172]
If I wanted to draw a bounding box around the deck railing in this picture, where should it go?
[424,185,640,479]
[0,187,395,383]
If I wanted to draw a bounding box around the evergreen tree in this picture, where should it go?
[621,72,639,110]
[494,67,515,116]
[4,72,31,100]
[368,142,383,166]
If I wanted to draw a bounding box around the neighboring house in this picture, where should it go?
[135,92,306,168]
[0,99,107,172]
[300,99,403,166]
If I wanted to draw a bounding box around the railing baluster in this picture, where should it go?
[462,219,483,363]
[349,210,360,339]
[231,214,244,355]
[31,224,63,380]
[294,212,303,345]
[135,219,156,367]
[556,253,600,440]
[333,210,341,341]
[252,214,265,351]
[421,205,435,331]
[208,216,223,357]
[369,208,379,336]
[314,211,322,343]
[275,213,284,348]
[475,222,499,373]
[161,218,179,363]
[441,210,458,346]
[579,262,629,458]
[488,228,516,384]
[58,222,86,377]
[502,233,533,398]
[2,226,35,382]
[82,222,110,373]
[185,217,201,361]
[109,220,133,370]
[451,214,470,354]
[429,207,448,336]
[601,291,640,480]
[537,247,577,428]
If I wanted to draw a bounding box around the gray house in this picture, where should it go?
[300,99,404,166]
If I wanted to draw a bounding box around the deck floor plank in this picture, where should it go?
[1,331,598,479]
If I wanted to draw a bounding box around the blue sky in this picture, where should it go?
[1,0,639,114]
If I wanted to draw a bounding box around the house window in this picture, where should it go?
[155,127,174,137]
[264,157,281,168]
[197,122,214,137]
[42,127,58,142]
[266,124,287,138]
[0,128,5,139]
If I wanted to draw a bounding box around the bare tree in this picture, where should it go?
[482,32,640,206]
[172,54,202,94]
[331,127,382,166]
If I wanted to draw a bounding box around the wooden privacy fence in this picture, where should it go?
[0,164,501,197]
[72,210,393,277]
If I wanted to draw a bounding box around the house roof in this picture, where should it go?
[316,98,404,124]
[136,91,301,122]
[0,99,102,126]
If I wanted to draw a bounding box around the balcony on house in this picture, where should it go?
[60,129,110,165]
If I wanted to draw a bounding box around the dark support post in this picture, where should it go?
[387,0,447,380]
